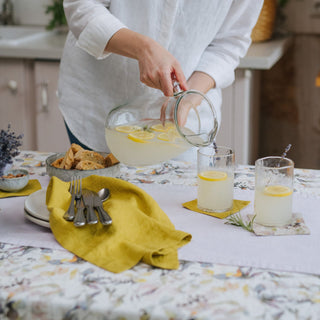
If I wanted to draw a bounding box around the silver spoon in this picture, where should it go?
[97,188,110,202]
[94,188,112,226]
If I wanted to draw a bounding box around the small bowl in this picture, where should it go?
[46,152,120,182]
[0,169,30,192]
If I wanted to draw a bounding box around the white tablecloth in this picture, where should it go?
[1,177,319,275]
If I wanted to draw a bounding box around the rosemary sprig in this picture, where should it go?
[225,213,256,233]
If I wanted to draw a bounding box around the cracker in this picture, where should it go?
[105,153,119,167]
[60,147,74,169]
[75,160,105,170]
[51,157,64,168]
[74,150,106,166]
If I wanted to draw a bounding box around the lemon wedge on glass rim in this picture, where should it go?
[115,125,142,133]
[198,170,228,181]
[128,131,155,143]
[264,185,293,197]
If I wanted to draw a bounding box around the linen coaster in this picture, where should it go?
[247,213,310,236]
[0,179,42,198]
[182,199,250,219]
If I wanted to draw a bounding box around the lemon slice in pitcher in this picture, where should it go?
[151,122,174,132]
[157,132,175,142]
[198,170,228,181]
[128,131,155,143]
[264,185,293,197]
[115,125,142,133]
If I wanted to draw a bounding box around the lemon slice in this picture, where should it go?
[168,127,180,137]
[157,133,174,142]
[264,185,293,197]
[151,122,174,132]
[115,125,142,133]
[198,170,228,181]
[128,131,155,143]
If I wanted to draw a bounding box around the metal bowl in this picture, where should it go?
[0,169,30,192]
[45,152,120,182]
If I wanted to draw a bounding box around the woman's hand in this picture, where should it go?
[160,71,216,126]
[137,39,187,96]
[105,28,187,96]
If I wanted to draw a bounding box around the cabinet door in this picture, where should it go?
[218,69,260,165]
[0,59,36,150]
[34,61,70,152]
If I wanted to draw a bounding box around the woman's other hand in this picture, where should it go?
[160,71,216,126]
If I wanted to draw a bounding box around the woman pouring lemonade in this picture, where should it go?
[58,0,263,162]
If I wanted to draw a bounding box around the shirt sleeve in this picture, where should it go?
[63,0,127,59]
[195,0,264,89]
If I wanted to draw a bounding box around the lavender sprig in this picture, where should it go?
[277,143,292,167]
[0,124,23,176]
[281,144,292,159]
[212,140,218,154]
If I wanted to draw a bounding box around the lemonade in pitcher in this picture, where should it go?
[105,120,193,166]
[105,85,219,166]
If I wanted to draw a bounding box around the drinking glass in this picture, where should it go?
[197,146,235,212]
[254,156,294,226]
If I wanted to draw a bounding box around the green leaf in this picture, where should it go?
[45,0,67,30]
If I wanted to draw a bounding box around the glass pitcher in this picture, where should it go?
[105,82,218,166]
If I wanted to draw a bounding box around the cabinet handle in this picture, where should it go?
[7,80,18,94]
[41,82,48,112]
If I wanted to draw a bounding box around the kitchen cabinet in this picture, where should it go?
[34,60,69,152]
[0,58,69,152]
[0,59,36,150]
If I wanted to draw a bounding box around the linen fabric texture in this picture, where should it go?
[47,175,192,273]
[58,0,263,156]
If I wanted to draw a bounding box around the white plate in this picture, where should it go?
[24,210,50,228]
[24,189,50,222]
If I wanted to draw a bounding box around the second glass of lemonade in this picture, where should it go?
[197,146,235,212]
[254,156,294,226]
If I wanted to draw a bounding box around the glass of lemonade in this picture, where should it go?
[197,146,235,212]
[254,156,294,227]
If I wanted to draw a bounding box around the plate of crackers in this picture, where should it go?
[46,143,120,181]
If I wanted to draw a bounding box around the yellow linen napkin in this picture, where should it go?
[183,199,250,219]
[47,175,192,273]
[0,179,42,198]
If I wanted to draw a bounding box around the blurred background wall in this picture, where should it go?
[258,0,320,169]
[0,0,50,26]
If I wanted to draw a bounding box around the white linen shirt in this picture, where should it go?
[58,0,263,154]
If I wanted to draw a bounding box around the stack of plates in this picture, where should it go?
[24,189,50,228]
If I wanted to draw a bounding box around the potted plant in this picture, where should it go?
[45,0,68,32]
